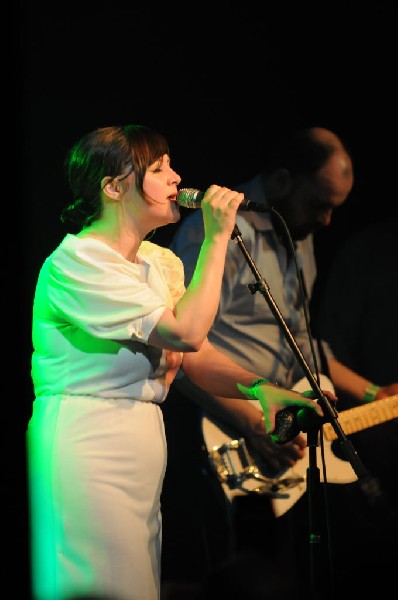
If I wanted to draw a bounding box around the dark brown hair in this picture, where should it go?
[61,124,170,227]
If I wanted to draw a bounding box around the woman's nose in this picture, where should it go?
[171,170,181,185]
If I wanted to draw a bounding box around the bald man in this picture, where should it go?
[169,127,359,471]
[161,127,394,594]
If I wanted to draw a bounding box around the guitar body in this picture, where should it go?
[201,375,398,518]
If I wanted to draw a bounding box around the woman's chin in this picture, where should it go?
[169,205,181,223]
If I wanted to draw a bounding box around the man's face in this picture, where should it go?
[282,153,354,241]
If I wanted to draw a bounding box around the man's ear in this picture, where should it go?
[100,177,121,200]
[271,168,292,195]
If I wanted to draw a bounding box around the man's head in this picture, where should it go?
[264,127,354,240]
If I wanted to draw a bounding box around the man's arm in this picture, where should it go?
[328,357,398,402]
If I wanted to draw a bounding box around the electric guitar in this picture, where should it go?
[201,376,398,517]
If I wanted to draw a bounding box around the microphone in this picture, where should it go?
[177,188,270,213]
[271,406,324,444]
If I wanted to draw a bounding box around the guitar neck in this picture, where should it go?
[323,394,398,441]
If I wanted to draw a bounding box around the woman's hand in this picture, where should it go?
[237,380,328,436]
[201,185,244,242]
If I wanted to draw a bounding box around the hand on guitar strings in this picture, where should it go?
[245,413,307,473]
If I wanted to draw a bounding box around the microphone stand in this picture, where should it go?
[230,222,378,600]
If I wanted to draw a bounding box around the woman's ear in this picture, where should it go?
[101,177,121,200]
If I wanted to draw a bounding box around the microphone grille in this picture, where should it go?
[177,188,201,208]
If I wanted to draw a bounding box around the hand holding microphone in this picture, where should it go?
[191,185,245,243]
[237,379,325,437]
[177,187,271,213]
[271,388,337,444]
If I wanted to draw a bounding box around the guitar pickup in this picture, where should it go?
[207,437,301,496]
[209,437,259,487]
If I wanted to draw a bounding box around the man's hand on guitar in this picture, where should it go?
[244,412,307,474]
[201,376,397,515]
[376,383,398,399]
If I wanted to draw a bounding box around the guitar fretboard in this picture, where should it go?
[323,395,398,441]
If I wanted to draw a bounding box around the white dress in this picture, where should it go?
[27,235,185,600]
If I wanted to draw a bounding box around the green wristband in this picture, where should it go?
[248,378,269,400]
[363,383,380,403]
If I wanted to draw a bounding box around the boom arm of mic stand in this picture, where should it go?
[230,224,370,482]
[230,222,382,597]
[231,222,381,594]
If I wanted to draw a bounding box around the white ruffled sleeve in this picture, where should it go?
[41,236,183,343]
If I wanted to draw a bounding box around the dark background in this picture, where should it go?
[12,1,397,597]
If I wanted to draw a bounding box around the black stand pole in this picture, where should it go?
[230,223,378,599]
